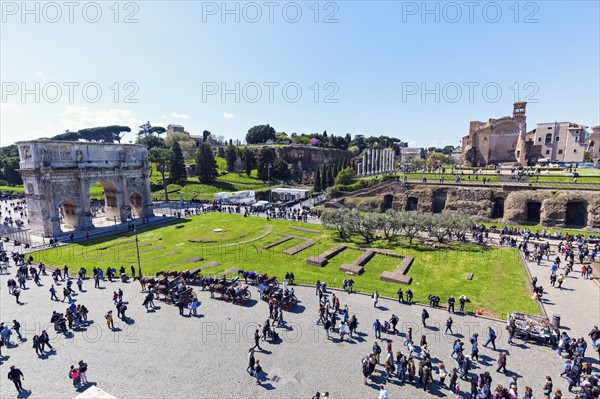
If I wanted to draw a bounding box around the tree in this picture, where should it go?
[165,132,197,158]
[321,166,328,189]
[334,166,356,186]
[51,130,80,141]
[148,147,174,201]
[225,145,237,172]
[272,158,290,181]
[427,152,447,167]
[246,124,276,144]
[169,142,186,184]
[352,212,379,244]
[78,125,131,143]
[137,134,165,150]
[327,165,334,188]
[3,157,22,186]
[257,147,276,181]
[442,145,455,155]
[321,208,352,239]
[398,211,423,244]
[195,143,218,184]
[138,122,165,137]
[313,167,322,192]
[244,148,256,177]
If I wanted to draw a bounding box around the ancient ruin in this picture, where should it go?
[328,180,600,230]
[356,148,396,176]
[17,140,154,238]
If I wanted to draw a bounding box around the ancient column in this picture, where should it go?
[363,153,367,175]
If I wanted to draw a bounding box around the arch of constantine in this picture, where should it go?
[17,140,154,238]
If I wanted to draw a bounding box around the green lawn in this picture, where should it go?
[0,185,25,194]
[32,213,539,318]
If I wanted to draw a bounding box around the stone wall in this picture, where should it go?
[335,180,600,230]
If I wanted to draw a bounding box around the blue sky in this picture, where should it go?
[1,1,599,147]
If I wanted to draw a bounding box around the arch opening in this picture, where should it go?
[565,201,587,228]
[406,197,418,211]
[492,198,504,219]
[88,179,121,228]
[59,200,79,232]
[526,201,541,223]
[129,192,143,220]
[432,192,447,214]
[381,194,394,211]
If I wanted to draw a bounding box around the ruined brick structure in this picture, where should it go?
[329,181,600,230]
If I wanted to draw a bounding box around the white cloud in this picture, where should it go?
[36,70,49,80]
[170,111,191,120]
[31,106,146,138]
[0,102,19,111]
[223,112,234,119]
[160,115,167,119]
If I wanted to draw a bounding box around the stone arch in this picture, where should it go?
[129,192,143,220]
[565,201,587,227]
[433,191,447,213]
[381,194,394,211]
[492,197,504,219]
[526,201,541,223]
[405,197,419,211]
[87,178,122,228]
[58,199,80,232]
[17,141,154,238]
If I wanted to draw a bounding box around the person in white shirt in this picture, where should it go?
[378,385,389,399]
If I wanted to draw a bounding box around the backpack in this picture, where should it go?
[424,310,429,319]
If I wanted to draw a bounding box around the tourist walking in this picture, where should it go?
[49,284,59,301]
[372,291,379,308]
[7,365,25,393]
[247,348,255,373]
[421,309,429,327]
[496,352,507,373]
[105,311,114,329]
[483,327,497,350]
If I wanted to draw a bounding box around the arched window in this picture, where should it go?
[545,133,552,144]
[589,140,595,150]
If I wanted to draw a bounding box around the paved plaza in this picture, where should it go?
[1,253,598,399]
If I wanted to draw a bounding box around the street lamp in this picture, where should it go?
[265,162,273,205]
[134,228,142,277]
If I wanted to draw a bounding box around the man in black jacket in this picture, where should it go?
[7,365,24,393]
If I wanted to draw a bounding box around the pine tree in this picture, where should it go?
[313,167,322,192]
[327,164,334,188]
[195,143,218,183]
[245,148,255,177]
[169,141,187,183]
[321,165,328,189]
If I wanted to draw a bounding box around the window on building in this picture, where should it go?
[547,127,552,129]
[558,150,563,155]
[573,149,577,153]
[589,141,595,151]
[555,136,560,142]
[538,137,542,142]
[545,150,550,155]
[545,133,552,144]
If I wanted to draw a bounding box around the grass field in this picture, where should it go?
[32,213,539,318]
